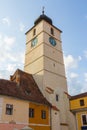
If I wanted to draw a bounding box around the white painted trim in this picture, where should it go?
[29,123,50,126]
[49,107,51,125]
[81,113,87,126]
[0,121,28,125]
[76,113,78,130]
[16,122,29,125]
[0,98,3,120]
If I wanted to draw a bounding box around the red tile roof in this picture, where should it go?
[0,69,51,106]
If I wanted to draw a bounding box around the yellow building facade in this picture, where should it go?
[29,102,51,130]
[0,69,51,130]
[0,95,51,130]
[70,92,87,130]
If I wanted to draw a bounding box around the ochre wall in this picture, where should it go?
[76,111,87,130]
[29,125,51,130]
[29,102,51,130]
[70,97,87,110]
[70,97,87,130]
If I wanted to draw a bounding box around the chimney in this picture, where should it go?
[16,73,20,86]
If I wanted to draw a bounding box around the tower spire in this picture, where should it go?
[34,7,53,25]
[42,6,45,15]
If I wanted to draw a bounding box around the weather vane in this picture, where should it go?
[42,6,45,15]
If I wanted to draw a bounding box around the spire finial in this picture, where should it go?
[42,6,45,15]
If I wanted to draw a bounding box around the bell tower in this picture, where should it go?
[24,11,67,92]
[24,11,76,130]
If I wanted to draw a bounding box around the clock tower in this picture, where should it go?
[24,11,76,130]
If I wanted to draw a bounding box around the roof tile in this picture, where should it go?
[0,69,51,106]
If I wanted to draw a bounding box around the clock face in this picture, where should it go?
[49,37,56,46]
[31,37,38,47]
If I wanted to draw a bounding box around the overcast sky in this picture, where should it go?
[0,0,87,95]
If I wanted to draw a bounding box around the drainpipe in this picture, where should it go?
[50,107,52,130]
[75,113,78,130]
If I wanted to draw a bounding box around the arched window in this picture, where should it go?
[56,94,59,101]
[33,28,36,36]
[51,28,54,35]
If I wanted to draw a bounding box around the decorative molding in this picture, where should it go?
[52,105,60,111]
[71,107,87,113]
[45,87,54,94]
[29,123,50,126]
[0,121,28,125]
[64,91,71,98]
[9,120,16,124]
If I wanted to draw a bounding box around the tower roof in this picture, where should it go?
[34,11,53,25]
[25,10,62,34]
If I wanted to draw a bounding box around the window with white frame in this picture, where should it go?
[82,114,87,125]
[51,28,54,35]
[41,110,46,119]
[29,108,34,118]
[6,104,13,115]
[33,28,36,36]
